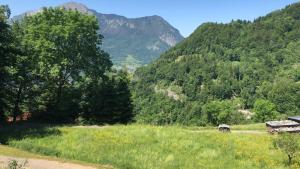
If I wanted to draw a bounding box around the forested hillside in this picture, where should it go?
[132,3,300,125]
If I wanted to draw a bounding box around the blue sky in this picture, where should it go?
[2,0,300,37]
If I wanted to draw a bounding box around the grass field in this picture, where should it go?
[0,124,299,169]
[0,145,40,158]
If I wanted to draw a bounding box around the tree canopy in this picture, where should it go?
[1,7,132,124]
[0,5,15,123]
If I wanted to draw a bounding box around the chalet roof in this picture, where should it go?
[266,120,300,127]
[288,116,300,123]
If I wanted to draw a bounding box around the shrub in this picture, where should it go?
[253,99,279,122]
[273,133,300,166]
[3,159,27,169]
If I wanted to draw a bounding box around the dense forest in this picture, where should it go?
[132,3,300,125]
[0,6,132,124]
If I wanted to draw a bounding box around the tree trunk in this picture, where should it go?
[13,83,23,123]
[56,72,64,107]
[55,81,63,109]
[288,154,292,165]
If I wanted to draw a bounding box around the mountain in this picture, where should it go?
[132,3,300,125]
[13,2,184,70]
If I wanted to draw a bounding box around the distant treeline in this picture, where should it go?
[132,3,300,125]
[0,6,132,124]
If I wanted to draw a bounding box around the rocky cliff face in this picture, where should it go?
[15,2,184,70]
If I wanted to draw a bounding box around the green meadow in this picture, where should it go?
[1,124,298,169]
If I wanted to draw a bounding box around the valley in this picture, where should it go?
[1,1,300,169]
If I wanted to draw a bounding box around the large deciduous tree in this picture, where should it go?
[1,6,133,124]
[20,7,112,121]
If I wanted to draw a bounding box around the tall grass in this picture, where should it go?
[1,125,297,169]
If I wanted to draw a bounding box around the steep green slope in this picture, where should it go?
[132,3,300,125]
[96,13,184,68]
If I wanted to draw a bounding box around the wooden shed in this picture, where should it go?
[288,116,300,123]
[218,124,230,132]
[266,119,300,134]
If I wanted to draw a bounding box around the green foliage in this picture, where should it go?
[18,8,112,121]
[2,20,37,123]
[267,79,300,115]
[0,5,13,122]
[78,70,133,124]
[253,99,279,122]
[202,100,244,125]
[1,6,133,124]
[132,2,300,125]
[273,133,300,166]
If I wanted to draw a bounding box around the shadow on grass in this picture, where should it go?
[0,123,61,145]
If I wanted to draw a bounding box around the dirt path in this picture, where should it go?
[72,125,110,129]
[0,156,108,169]
[231,130,267,134]
[184,129,267,134]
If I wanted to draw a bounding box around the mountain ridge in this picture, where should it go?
[13,1,184,70]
